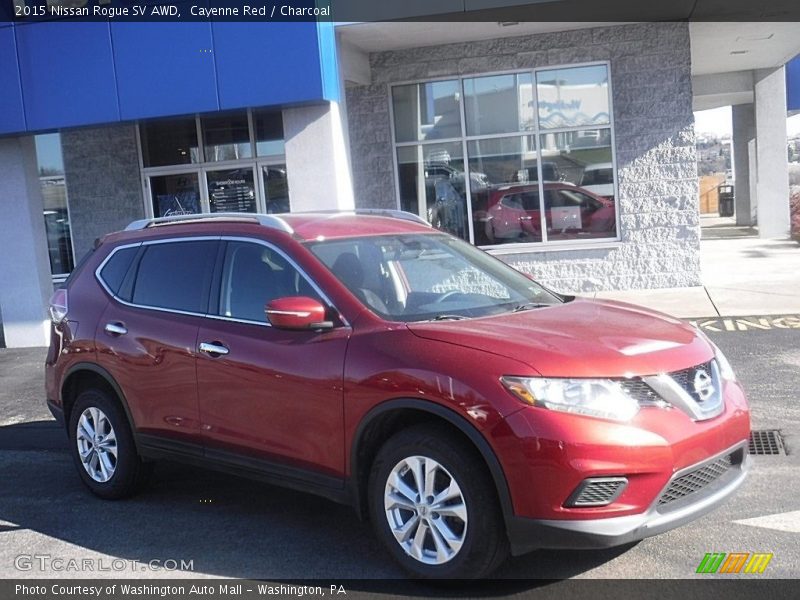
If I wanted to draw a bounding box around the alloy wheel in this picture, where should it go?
[383,455,468,565]
[76,407,118,483]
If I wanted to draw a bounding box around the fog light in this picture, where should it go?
[565,477,628,507]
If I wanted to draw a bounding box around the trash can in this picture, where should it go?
[718,184,734,217]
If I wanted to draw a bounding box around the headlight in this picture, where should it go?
[711,342,736,381]
[692,324,737,381]
[501,376,639,422]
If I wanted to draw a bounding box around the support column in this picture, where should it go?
[754,67,791,238]
[731,103,755,226]
[282,102,355,212]
[0,136,53,347]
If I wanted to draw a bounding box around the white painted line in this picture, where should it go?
[734,510,800,533]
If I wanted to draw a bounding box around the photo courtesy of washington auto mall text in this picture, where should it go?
[2,0,800,599]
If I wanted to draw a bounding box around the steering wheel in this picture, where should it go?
[434,290,464,303]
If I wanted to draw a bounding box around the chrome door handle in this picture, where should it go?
[104,322,127,336]
[199,342,229,356]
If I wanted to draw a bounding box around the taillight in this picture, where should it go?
[49,288,68,324]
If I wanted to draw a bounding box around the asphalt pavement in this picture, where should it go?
[0,322,797,582]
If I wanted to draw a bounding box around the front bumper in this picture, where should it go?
[506,441,749,555]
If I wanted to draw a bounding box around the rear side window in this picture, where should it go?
[98,247,138,295]
[132,241,218,313]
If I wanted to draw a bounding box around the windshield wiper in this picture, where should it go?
[512,302,549,313]
[429,314,469,321]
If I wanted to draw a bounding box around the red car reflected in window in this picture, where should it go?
[476,183,616,245]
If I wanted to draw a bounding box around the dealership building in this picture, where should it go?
[1,6,799,347]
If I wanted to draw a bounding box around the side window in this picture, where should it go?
[520,192,540,211]
[99,246,138,295]
[218,242,320,323]
[131,240,218,313]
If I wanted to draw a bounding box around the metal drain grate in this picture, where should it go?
[749,430,786,455]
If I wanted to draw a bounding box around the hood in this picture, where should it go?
[406,298,713,378]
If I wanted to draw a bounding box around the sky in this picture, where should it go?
[694,105,800,137]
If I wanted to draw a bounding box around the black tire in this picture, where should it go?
[368,423,509,579]
[67,388,151,499]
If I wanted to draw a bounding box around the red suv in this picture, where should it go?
[45,210,750,579]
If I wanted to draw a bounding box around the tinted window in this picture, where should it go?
[132,241,218,313]
[100,247,138,295]
[501,192,539,211]
[219,242,320,323]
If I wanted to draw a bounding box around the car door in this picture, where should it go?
[95,238,219,452]
[196,239,350,482]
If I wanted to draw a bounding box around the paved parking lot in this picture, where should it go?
[0,323,797,581]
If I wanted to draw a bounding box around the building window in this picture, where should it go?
[140,117,200,167]
[139,109,289,218]
[34,133,75,280]
[390,63,618,248]
[202,113,253,162]
[254,109,285,157]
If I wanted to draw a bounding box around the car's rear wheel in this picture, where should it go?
[68,389,151,499]
[368,423,508,578]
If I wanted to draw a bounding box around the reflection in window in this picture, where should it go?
[392,80,462,143]
[464,73,534,136]
[35,134,74,276]
[467,136,541,246]
[396,142,471,241]
[536,65,610,130]
[391,63,617,248]
[207,168,256,213]
[254,109,285,157]
[538,129,616,240]
[140,117,200,167]
[150,173,201,218]
[202,112,252,162]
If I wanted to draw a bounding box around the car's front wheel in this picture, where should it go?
[368,423,508,578]
[68,388,151,499]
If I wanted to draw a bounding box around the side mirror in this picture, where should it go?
[265,297,334,331]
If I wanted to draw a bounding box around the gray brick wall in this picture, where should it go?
[346,22,700,292]
[62,124,145,259]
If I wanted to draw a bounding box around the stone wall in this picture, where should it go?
[61,124,145,260]
[346,23,700,292]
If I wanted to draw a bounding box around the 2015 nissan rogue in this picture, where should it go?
[45,210,750,578]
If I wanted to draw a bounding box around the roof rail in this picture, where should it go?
[124,213,294,234]
[295,208,431,227]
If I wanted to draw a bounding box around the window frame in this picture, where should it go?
[137,109,289,219]
[95,236,345,329]
[387,61,621,252]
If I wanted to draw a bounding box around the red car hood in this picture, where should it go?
[406,298,713,378]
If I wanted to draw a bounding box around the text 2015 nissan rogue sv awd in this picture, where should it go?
[45,210,750,579]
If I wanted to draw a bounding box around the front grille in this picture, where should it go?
[566,477,628,507]
[619,379,662,405]
[669,361,715,404]
[658,454,733,506]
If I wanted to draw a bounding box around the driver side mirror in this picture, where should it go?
[265,297,334,331]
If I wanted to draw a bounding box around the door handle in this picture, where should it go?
[104,322,128,336]
[199,342,229,356]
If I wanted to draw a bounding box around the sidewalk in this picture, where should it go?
[596,226,800,319]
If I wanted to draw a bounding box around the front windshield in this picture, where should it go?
[308,233,562,322]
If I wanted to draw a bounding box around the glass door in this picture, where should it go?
[259,163,290,214]
[205,166,257,213]
[149,172,202,218]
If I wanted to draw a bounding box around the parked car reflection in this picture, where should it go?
[475,182,616,245]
